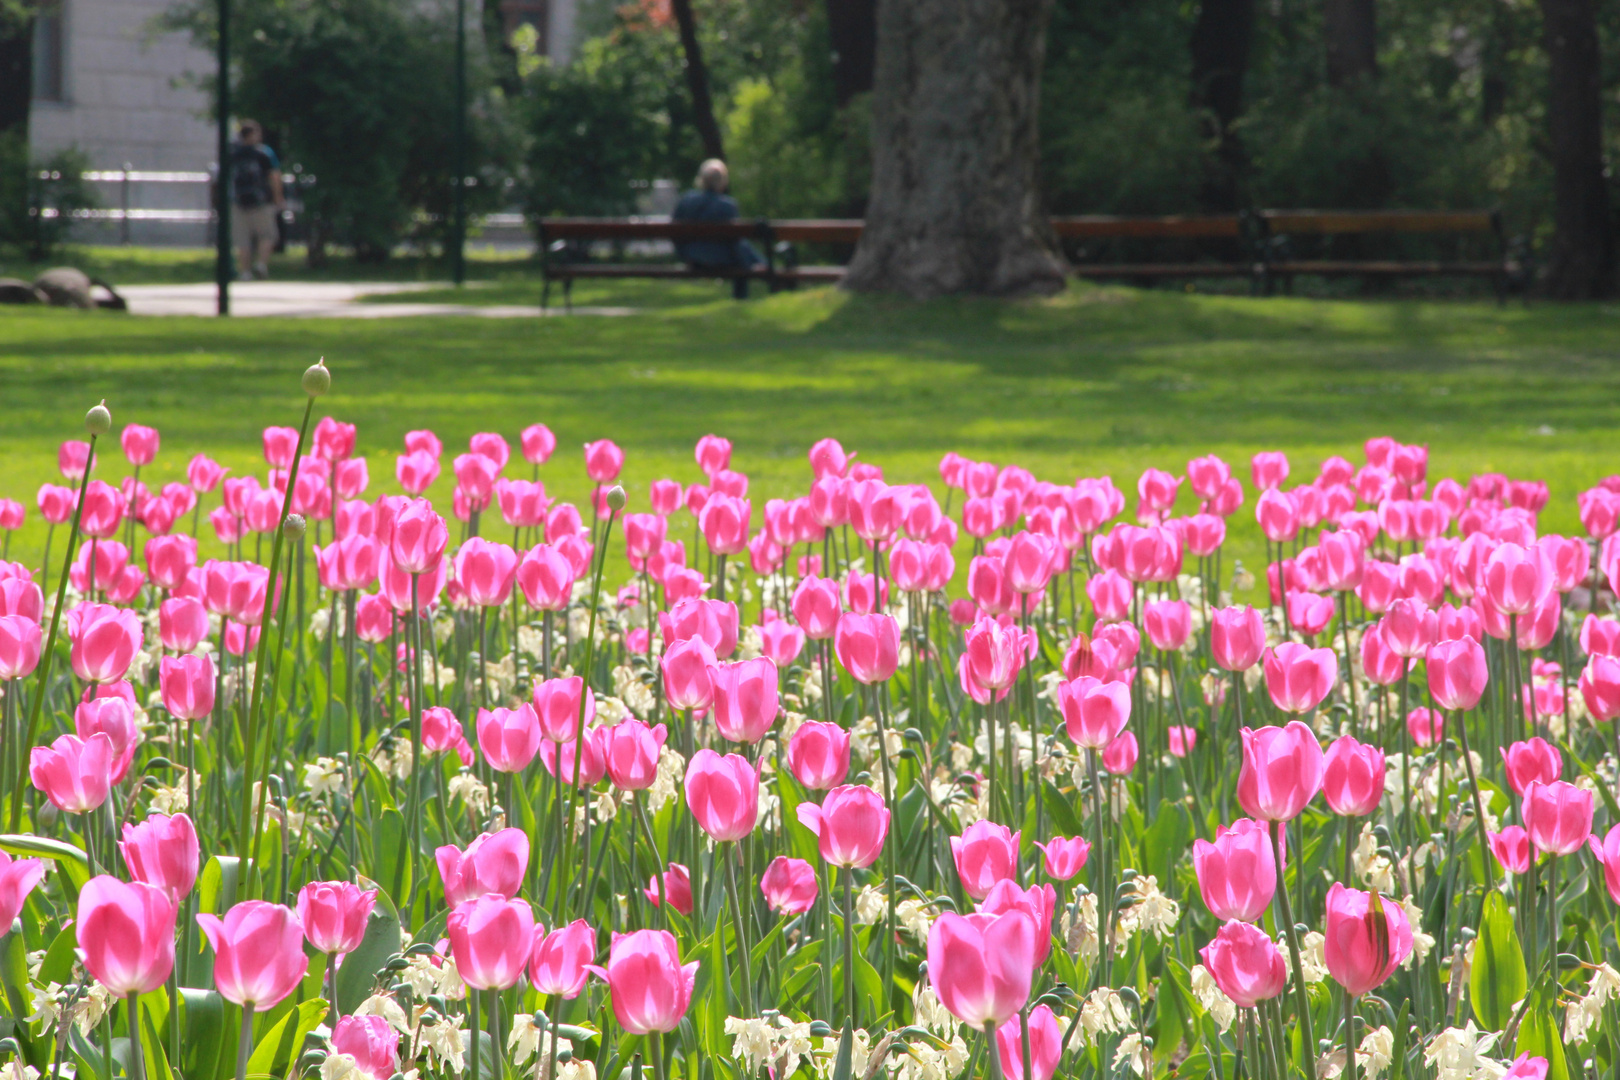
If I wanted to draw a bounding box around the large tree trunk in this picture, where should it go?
[844,0,1066,298]
[669,0,725,161]
[826,0,876,106]
[1538,0,1613,297]
[1323,0,1376,85]
[1189,0,1256,210]
[0,8,35,139]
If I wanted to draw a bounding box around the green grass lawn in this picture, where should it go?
[1,279,1617,592]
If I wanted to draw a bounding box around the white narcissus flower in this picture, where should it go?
[354,993,411,1034]
[304,756,345,797]
[1359,1025,1396,1079]
[320,1053,362,1080]
[1112,1033,1150,1076]
[1189,964,1236,1033]
[1424,1021,1503,1080]
[855,884,886,926]
[724,1016,775,1073]
[0,1064,42,1080]
[1401,895,1434,968]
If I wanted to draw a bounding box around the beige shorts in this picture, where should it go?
[236,203,278,249]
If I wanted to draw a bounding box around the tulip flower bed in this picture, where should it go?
[5,357,1620,1080]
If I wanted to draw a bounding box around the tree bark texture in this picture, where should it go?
[669,0,725,161]
[844,0,1067,298]
[0,9,35,138]
[1323,0,1376,85]
[1189,0,1256,210]
[1538,0,1613,297]
[826,0,876,106]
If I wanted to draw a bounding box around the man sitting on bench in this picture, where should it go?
[673,159,764,299]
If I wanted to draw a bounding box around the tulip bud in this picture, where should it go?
[606,485,627,511]
[282,513,306,541]
[302,359,331,397]
[86,401,112,435]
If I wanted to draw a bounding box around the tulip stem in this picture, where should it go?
[564,502,619,918]
[1086,748,1109,988]
[842,869,855,1028]
[126,993,143,1080]
[486,989,501,1080]
[984,1022,1003,1080]
[469,987,481,1080]
[10,430,95,832]
[233,1006,253,1080]
[634,793,668,930]
[1449,711,1496,892]
[1268,820,1317,1080]
[724,842,756,1017]
[1343,991,1357,1080]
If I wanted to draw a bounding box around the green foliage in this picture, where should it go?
[0,134,96,262]
[1469,888,1527,1031]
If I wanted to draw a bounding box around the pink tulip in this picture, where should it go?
[529,919,597,999]
[520,423,556,466]
[76,876,177,995]
[1500,738,1561,796]
[1587,824,1620,904]
[516,544,574,611]
[711,658,779,743]
[1490,827,1531,875]
[68,603,142,684]
[330,1016,398,1080]
[1193,818,1276,922]
[540,727,610,788]
[588,929,697,1035]
[159,653,216,722]
[1251,451,1289,491]
[120,812,199,901]
[1143,599,1191,651]
[1168,725,1198,758]
[1211,606,1266,671]
[645,863,694,914]
[453,538,518,607]
[926,909,1036,1028]
[437,829,530,906]
[297,880,377,956]
[1523,780,1593,855]
[661,598,739,658]
[477,705,544,772]
[1200,919,1288,1008]
[786,721,851,790]
[995,1003,1062,1080]
[1102,731,1139,775]
[447,894,535,991]
[197,900,309,1010]
[73,692,138,782]
[758,619,806,668]
[1322,736,1385,817]
[1256,489,1300,542]
[1427,637,1489,710]
[0,615,41,680]
[834,613,900,684]
[30,732,113,813]
[700,494,751,555]
[1322,883,1413,995]
[662,638,719,712]
[0,851,47,928]
[583,439,625,483]
[951,820,1020,901]
[685,750,759,842]
[1502,1055,1550,1080]
[390,499,448,574]
[1406,707,1444,749]
[1580,655,1620,722]
[606,720,668,791]
[1237,722,1323,822]
[759,857,819,915]
[1059,676,1131,749]
[963,616,1027,691]
[796,783,889,868]
[1034,836,1090,881]
[978,879,1055,965]
[1262,643,1337,714]
[1482,541,1550,615]
[532,675,595,744]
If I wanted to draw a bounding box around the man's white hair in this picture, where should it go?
[697,158,729,192]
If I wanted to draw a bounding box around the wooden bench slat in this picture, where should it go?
[539,220,765,240]
[771,220,864,243]
[551,264,774,279]
[1261,210,1495,235]
[1053,215,1242,239]
[1267,260,1506,276]
[1069,262,1256,278]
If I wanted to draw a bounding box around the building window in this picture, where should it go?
[32,4,65,102]
[499,0,547,50]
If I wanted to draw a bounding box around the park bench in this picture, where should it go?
[535,218,846,309]
[535,209,1515,305]
[1254,209,1519,295]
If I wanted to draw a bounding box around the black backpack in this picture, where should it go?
[231,145,270,209]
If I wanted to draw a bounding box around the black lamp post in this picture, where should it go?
[215,0,231,315]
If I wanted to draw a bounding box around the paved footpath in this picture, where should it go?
[115,281,632,318]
